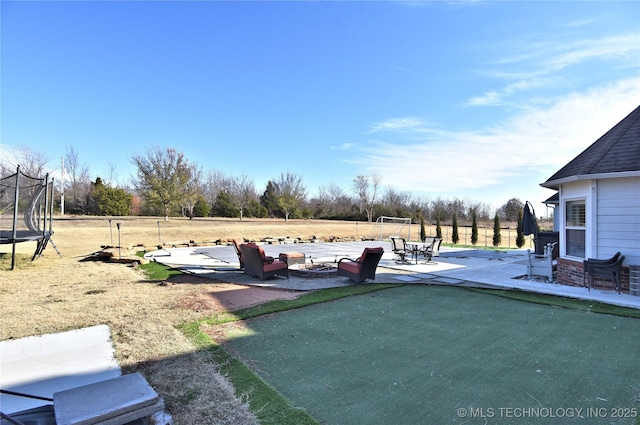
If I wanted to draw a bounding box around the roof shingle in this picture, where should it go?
[543,105,640,188]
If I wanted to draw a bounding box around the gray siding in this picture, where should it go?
[596,177,640,265]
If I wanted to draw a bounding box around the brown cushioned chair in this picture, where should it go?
[337,247,384,283]
[240,243,289,281]
[232,239,245,269]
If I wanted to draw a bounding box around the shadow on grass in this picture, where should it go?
[0,253,35,270]
[181,284,395,425]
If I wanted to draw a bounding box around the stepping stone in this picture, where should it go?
[413,273,437,279]
[432,277,466,285]
[53,373,164,425]
[393,275,421,282]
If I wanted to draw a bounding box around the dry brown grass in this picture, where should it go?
[0,216,526,424]
[0,217,380,425]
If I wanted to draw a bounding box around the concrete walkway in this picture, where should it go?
[0,325,121,414]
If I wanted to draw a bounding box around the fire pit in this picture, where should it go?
[289,263,337,278]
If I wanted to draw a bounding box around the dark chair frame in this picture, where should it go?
[337,247,384,283]
[240,243,289,281]
[583,252,624,294]
[421,237,442,263]
[390,236,409,263]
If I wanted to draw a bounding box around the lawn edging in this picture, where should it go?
[469,287,640,319]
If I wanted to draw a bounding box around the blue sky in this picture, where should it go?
[2,0,639,211]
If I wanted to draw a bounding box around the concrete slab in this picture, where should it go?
[391,275,422,282]
[0,325,121,414]
[53,372,162,425]
[431,277,467,285]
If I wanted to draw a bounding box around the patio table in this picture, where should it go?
[405,242,429,264]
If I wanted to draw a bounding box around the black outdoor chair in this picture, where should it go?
[583,252,624,294]
[390,236,409,263]
[421,238,442,263]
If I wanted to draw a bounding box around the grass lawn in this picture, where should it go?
[211,285,640,425]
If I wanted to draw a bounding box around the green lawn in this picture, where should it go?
[219,285,640,425]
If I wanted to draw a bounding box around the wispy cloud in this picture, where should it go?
[330,142,355,150]
[565,18,599,28]
[368,117,431,133]
[352,78,639,202]
[466,33,639,107]
[540,35,638,73]
[467,90,502,107]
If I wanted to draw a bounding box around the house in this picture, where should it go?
[540,105,640,292]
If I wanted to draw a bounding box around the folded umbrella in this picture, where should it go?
[522,201,538,238]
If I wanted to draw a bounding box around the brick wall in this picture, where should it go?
[557,258,630,292]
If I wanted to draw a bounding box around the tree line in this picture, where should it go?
[1,146,536,227]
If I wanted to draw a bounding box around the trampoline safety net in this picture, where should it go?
[0,165,56,269]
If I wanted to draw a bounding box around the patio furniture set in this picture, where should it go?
[391,236,442,265]
[232,239,385,284]
[232,236,626,293]
[525,242,625,293]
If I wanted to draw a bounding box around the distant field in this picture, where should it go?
[1,216,535,258]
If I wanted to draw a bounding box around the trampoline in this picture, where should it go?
[0,165,58,269]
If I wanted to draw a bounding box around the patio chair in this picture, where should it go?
[390,236,409,263]
[337,247,384,283]
[421,238,442,263]
[240,243,289,281]
[583,252,624,293]
[232,239,244,269]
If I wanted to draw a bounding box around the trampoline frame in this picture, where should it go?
[0,165,56,269]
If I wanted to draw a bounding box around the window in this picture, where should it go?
[565,199,585,257]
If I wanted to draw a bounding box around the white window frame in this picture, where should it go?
[564,198,586,259]
[559,180,597,260]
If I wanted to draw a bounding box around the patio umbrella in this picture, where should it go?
[522,201,538,239]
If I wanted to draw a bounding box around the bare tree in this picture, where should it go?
[468,200,492,222]
[20,147,49,178]
[430,197,448,221]
[132,147,201,220]
[203,170,228,214]
[64,146,92,214]
[308,185,331,217]
[229,174,257,220]
[447,197,468,221]
[105,162,122,187]
[381,186,413,217]
[327,183,354,217]
[353,173,381,223]
[178,164,204,219]
[273,172,307,221]
[0,145,49,178]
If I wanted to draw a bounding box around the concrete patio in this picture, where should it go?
[146,240,640,309]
